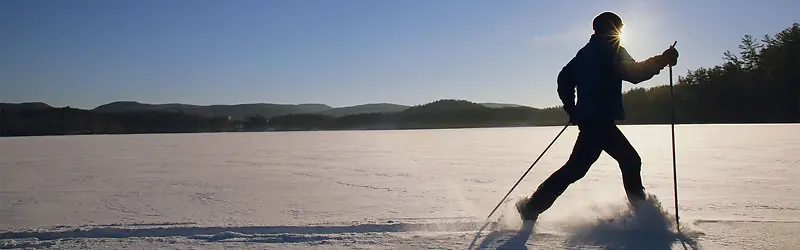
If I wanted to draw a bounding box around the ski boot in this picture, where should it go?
[515,198,540,222]
[626,189,649,210]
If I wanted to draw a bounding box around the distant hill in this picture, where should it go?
[264,99,559,131]
[1,99,565,136]
[2,100,533,120]
[0,102,53,112]
[319,103,409,117]
[480,103,529,109]
[402,99,487,114]
[315,102,525,117]
[93,101,332,120]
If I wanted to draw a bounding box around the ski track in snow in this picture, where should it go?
[1,204,796,249]
[1,196,709,249]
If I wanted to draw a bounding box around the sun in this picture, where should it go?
[613,25,627,46]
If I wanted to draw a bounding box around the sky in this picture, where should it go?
[1,0,798,109]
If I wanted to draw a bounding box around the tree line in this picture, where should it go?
[621,23,799,124]
[0,108,237,136]
[0,101,566,136]
[1,23,797,136]
[263,100,567,131]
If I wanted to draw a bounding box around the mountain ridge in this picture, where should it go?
[92,101,332,120]
[0,102,53,112]
[2,100,531,119]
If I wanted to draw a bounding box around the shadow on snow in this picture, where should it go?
[0,221,480,242]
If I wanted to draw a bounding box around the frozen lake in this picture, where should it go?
[1,124,799,249]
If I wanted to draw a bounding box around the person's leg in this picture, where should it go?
[523,123,604,215]
[602,124,646,203]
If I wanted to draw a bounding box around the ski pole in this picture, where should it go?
[483,123,569,221]
[668,41,681,232]
[468,123,569,249]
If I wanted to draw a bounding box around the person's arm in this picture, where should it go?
[616,47,667,84]
[557,58,577,113]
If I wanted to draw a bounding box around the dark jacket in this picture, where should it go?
[558,34,667,123]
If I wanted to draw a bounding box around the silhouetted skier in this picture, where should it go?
[517,12,679,222]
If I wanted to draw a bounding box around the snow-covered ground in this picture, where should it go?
[1,124,798,249]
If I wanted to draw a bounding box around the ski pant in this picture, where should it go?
[526,121,645,214]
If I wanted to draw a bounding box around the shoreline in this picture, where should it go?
[2,122,797,138]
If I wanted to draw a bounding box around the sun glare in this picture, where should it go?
[615,26,627,46]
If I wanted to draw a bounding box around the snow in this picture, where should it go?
[1,124,798,249]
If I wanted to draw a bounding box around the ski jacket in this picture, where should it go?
[558,34,667,123]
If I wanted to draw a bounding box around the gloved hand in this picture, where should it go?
[564,106,577,125]
[661,46,679,67]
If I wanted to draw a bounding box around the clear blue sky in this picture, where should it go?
[2,0,798,109]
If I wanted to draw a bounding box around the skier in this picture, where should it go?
[517,11,679,221]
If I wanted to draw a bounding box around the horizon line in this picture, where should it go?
[1,99,555,110]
